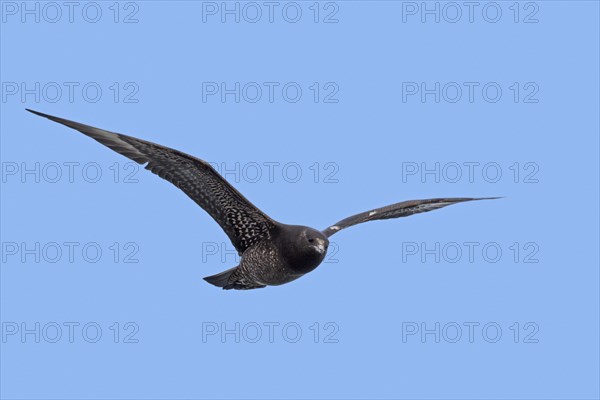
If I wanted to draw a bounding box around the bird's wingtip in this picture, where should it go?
[26,108,48,118]
[26,109,73,126]
[449,197,503,204]
[477,196,504,200]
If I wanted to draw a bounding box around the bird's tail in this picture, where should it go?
[203,267,237,288]
[203,267,266,290]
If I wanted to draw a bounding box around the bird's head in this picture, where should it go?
[280,225,329,273]
[301,227,329,257]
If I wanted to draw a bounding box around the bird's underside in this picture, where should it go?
[27,109,497,290]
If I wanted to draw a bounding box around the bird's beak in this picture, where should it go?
[315,238,328,254]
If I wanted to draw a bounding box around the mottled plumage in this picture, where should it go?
[27,109,497,290]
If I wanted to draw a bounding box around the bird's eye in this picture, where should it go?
[308,238,314,243]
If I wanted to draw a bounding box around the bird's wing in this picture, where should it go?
[27,109,275,254]
[321,197,498,237]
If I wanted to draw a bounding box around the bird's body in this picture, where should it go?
[27,109,497,290]
[209,225,328,289]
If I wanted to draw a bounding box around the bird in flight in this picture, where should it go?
[27,109,497,290]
